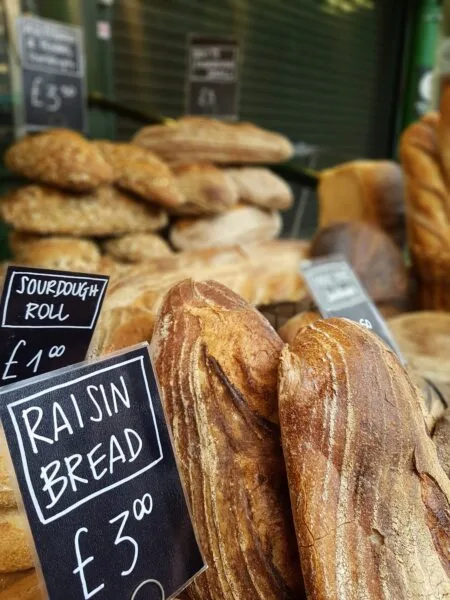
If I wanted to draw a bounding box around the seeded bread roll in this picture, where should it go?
[5,129,113,191]
[170,205,282,251]
[132,117,294,164]
[1,185,168,237]
[94,141,185,209]
[279,318,450,599]
[151,279,302,599]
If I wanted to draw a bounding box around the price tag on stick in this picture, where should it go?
[16,15,87,133]
[0,267,108,386]
[0,345,205,599]
[300,255,404,361]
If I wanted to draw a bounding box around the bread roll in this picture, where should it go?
[318,160,405,247]
[279,318,450,599]
[8,233,101,272]
[132,117,294,164]
[0,509,33,573]
[310,221,409,306]
[151,280,302,599]
[170,205,282,250]
[225,167,294,210]
[94,141,185,208]
[172,163,238,215]
[1,185,168,237]
[103,233,172,263]
[5,129,113,191]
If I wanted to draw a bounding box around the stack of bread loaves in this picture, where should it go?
[132,116,295,250]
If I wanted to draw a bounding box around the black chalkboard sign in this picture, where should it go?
[301,256,404,360]
[0,267,108,385]
[186,35,239,119]
[17,15,86,133]
[0,345,205,600]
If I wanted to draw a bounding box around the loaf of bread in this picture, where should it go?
[5,130,113,191]
[318,160,405,247]
[151,280,302,599]
[172,163,238,215]
[103,233,172,263]
[434,409,450,477]
[170,205,282,250]
[278,311,320,344]
[9,233,101,272]
[1,185,168,236]
[225,167,294,210]
[0,510,33,573]
[310,221,409,306]
[132,117,294,164]
[94,141,185,208]
[279,318,450,599]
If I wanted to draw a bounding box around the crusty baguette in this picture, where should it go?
[151,280,302,599]
[132,117,294,164]
[279,318,450,599]
[5,129,113,192]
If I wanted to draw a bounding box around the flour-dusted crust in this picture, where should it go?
[103,233,172,263]
[279,318,450,599]
[132,117,294,165]
[1,185,168,236]
[151,280,302,599]
[5,129,113,191]
[94,141,185,208]
[226,167,294,210]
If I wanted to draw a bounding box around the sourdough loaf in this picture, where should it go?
[279,318,450,599]
[151,280,302,599]
[103,233,172,263]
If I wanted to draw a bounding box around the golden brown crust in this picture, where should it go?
[278,311,320,344]
[5,130,113,191]
[0,570,40,599]
[171,163,238,215]
[310,221,409,305]
[151,279,302,599]
[279,318,450,600]
[94,141,185,208]
[1,185,168,236]
[0,509,33,573]
[170,205,282,250]
[8,232,101,272]
[132,117,294,164]
[0,455,15,510]
[225,167,294,210]
[318,160,405,247]
[434,409,450,478]
[103,233,172,263]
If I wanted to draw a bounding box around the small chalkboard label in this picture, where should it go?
[0,345,205,600]
[17,15,86,133]
[186,35,239,119]
[0,267,108,385]
[300,255,404,360]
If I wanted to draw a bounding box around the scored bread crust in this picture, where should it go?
[132,117,294,165]
[279,318,450,599]
[151,279,302,599]
[94,141,185,208]
[1,185,168,237]
[5,129,113,192]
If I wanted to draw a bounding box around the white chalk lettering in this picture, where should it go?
[2,339,26,380]
[24,302,69,322]
[87,443,107,481]
[109,435,126,473]
[22,406,53,454]
[124,429,142,463]
[53,402,74,442]
[73,528,105,599]
[86,386,103,423]
[109,510,138,577]
[41,460,67,508]
[64,454,88,492]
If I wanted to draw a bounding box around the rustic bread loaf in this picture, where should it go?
[5,130,113,191]
[170,205,282,250]
[279,318,450,599]
[103,233,172,263]
[318,160,405,247]
[1,185,168,236]
[151,279,302,599]
[225,167,294,210]
[0,509,33,573]
[94,141,185,208]
[310,221,409,306]
[278,311,320,344]
[8,232,101,272]
[132,117,294,164]
[171,163,238,215]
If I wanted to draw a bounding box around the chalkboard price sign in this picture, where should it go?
[0,346,205,600]
[300,255,404,360]
[0,267,109,385]
[186,35,239,119]
[17,15,86,133]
